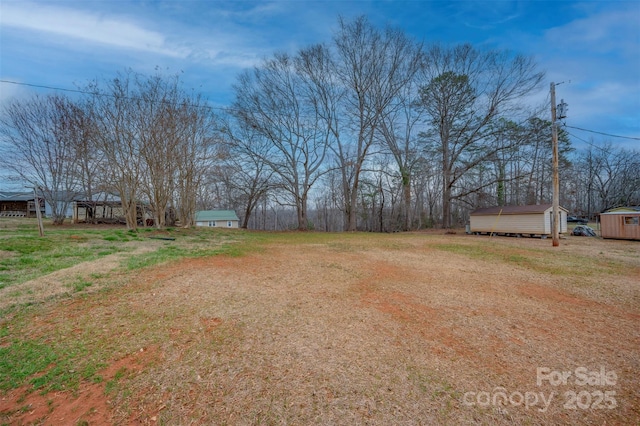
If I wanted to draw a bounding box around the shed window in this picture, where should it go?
[208,221,216,227]
[624,216,639,225]
[227,221,232,227]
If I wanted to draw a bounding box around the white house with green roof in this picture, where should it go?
[195,210,240,228]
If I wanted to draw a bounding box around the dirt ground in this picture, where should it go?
[1,231,639,425]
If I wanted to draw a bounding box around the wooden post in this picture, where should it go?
[550,82,559,247]
[33,186,44,237]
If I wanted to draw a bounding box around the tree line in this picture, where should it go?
[1,16,638,230]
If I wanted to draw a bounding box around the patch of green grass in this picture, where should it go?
[0,236,56,255]
[119,228,262,270]
[125,245,182,270]
[0,230,137,289]
[434,241,627,277]
[0,225,329,293]
[0,340,58,391]
[123,240,246,270]
[69,277,93,293]
[103,229,142,242]
[105,367,128,395]
[96,249,117,256]
[435,242,570,274]
[0,337,107,393]
[90,272,107,279]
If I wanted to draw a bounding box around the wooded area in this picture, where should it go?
[1,17,638,231]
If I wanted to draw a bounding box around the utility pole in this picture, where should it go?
[550,83,560,246]
[550,83,568,247]
[551,83,560,247]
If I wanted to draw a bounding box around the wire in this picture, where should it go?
[0,79,229,112]
[0,79,92,96]
[4,79,640,143]
[0,78,548,127]
[563,124,640,141]
[565,130,605,151]
[565,130,639,153]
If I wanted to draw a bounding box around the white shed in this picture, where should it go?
[195,210,240,228]
[469,204,568,237]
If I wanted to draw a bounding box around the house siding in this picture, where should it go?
[195,220,239,228]
[600,213,640,241]
[470,206,567,235]
[471,213,544,234]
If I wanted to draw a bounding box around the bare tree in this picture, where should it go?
[332,16,422,231]
[413,156,442,228]
[376,71,425,230]
[219,116,274,228]
[173,95,219,228]
[0,94,83,224]
[232,52,329,230]
[64,97,104,224]
[87,72,146,230]
[418,44,544,228]
[85,71,218,229]
[577,142,640,213]
[136,74,181,228]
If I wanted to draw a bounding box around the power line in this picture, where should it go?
[4,79,640,142]
[0,79,230,112]
[563,124,640,141]
[1,79,91,96]
[565,130,639,153]
[565,130,607,151]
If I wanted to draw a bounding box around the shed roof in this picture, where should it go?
[601,211,640,215]
[470,204,568,216]
[603,206,640,213]
[195,210,239,221]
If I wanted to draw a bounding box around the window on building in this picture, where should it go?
[624,216,639,225]
[227,221,232,227]
[209,221,216,227]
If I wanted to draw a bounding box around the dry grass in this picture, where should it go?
[1,231,639,425]
[0,242,162,311]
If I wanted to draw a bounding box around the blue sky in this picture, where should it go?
[1,0,639,151]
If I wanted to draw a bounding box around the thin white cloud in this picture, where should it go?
[0,2,188,58]
[209,1,290,22]
[545,4,640,57]
[536,3,640,141]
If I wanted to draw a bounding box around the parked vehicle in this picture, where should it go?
[567,216,588,224]
[571,225,596,237]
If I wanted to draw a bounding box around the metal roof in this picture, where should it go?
[0,191,34,201]
[603,206,640,213]
[470,204,568,216]
[601,210,640,215]
[195,210,239,221]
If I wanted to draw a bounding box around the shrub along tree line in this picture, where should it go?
[1,16,638,231]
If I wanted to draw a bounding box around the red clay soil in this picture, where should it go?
[0,346,159,426]
[1,232,639,425]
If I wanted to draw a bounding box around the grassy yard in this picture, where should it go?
[0,218,638,425]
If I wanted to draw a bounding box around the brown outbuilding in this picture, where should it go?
[599,208,640,241]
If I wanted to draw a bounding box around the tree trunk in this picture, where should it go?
[402,170,411,231]
[347,177,359,231]
[442,179,452,229]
